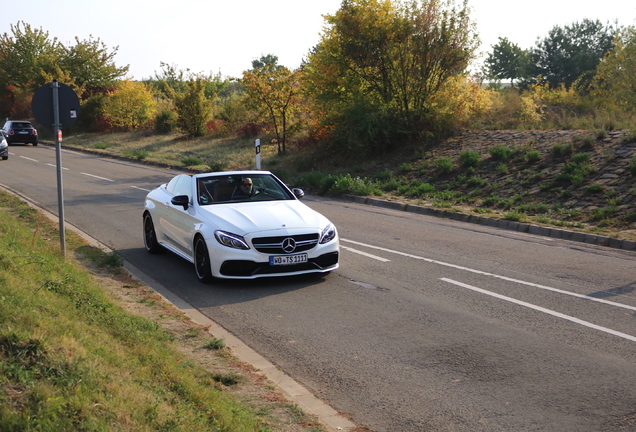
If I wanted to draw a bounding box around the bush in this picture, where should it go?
[525,150,542,163]
[571,152,592,164]
[408,182,436,198]
[550,142,574,159]
[586,184,605,194]
[489,145,513,161]
[435,157,453,173]
[182,157,203,167]
[155,107,177,134]
[630,156,636,176]
[458,150,481,168]
[330,174,379,195]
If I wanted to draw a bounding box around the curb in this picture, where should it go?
[342,194,636,252]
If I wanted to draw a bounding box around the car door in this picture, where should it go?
[161,175,200,258]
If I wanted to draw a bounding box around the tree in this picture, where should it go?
[59,36,129,95]
[168,76,212,137]
[242,55,301,155]
[304,0,479,153]
[484,37,530,86]
[0,22,63,117]
[103,80,156,130]
[590,26,636,112]
[531,19,617,89]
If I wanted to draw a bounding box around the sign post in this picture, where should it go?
[255,139,261,170]
[32,81,80,256]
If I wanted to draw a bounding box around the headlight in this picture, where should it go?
[214,230,250,250]
[319,223,337,244]
[0,139,6,149]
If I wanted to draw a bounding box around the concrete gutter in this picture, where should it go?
[342,194,636,252]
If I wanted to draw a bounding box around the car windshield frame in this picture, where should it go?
[196,173,295,206]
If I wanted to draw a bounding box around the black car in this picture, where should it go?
[2,120,38,146]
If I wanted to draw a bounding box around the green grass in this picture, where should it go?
[0,191,277,432]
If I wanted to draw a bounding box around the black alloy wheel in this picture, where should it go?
[143,213,163,254]
[194,236,213,283]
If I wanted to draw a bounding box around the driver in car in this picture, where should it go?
[233,177,254,198]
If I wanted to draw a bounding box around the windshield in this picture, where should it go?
[197,174,295,205]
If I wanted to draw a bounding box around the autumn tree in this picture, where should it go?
[590,26,636,112]
[304,0,478,153]
[0,21,128,120]
[59,36,129,95]
[0,22,62,117]
[242,55,301,155]
[103,80,156,130]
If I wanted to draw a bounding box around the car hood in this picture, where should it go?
[199,200,331,235]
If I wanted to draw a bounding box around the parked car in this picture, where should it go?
[2,120,38,146]
[142,171,339,282]
[0,135,8,160]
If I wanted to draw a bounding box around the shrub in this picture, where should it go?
[630,156,636,176]
[489,145,513,161]
[550,142,574,159]
[467,176,487,187]
[408,182,436,198]
[399,163,413,173]
[435,156,453,173]
[496,163,508,174]
[458,150,481,168]
[182,157,203,167]
[586,184,605,194]
[525,150,542,163]
[155,107,177,134]
[331,174,378,195]
[207,161,226,172]
[571,152,592,164]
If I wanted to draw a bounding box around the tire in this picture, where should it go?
[194,236,214,283]
[143,213,163,254]
[1,156,7,160]
[33,142,38,146]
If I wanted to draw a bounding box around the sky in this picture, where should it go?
[3,0,636,80]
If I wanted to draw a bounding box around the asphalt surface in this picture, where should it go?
[1,144,636,432]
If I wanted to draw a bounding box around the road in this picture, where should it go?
[2,144,636,431]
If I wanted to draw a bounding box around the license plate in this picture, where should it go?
[18,131,28,134]
[270,253,308,266]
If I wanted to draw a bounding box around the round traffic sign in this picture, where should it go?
[31,81,81,130]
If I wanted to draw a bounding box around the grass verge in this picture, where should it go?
[0,190,325,432]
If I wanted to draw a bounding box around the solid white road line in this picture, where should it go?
[441,278,636,343]
[340,238,636,312]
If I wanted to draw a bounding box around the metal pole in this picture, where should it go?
[51,80,66,256]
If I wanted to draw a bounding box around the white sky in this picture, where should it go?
[3,0,636,80]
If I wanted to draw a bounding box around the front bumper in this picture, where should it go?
[220,252,339,277]
[208,231,340,279]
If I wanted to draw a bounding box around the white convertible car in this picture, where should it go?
[142,171,339,282]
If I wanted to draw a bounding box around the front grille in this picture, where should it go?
[251,233,319,254]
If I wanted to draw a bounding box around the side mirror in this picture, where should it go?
[292,188,305,199]
[171,195,190,210]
